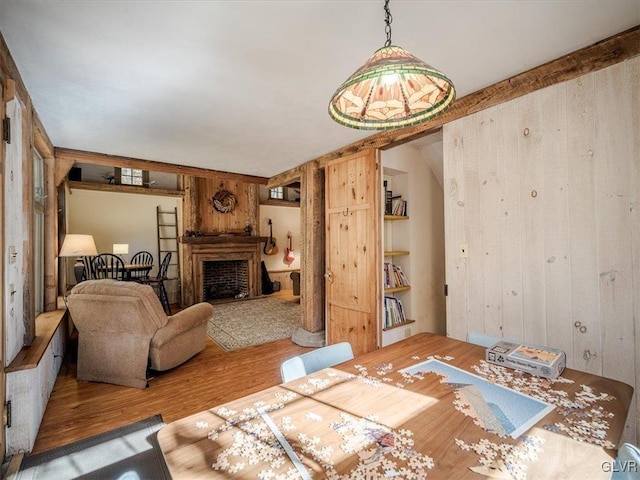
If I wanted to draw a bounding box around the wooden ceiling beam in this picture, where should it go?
[0,32,29,104]
[68,180,184,197]
[267,165,303,189]
[54,157,75,187]
[33,111,54,159]
[55,147,269,184]
[313,24,640,166]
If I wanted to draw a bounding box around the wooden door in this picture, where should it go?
[325,149,380,356]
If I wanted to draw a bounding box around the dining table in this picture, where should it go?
[157,333,633,479]
[121,263,153,281]
[92,263,153,281]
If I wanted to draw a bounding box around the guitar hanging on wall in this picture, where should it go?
[284,232,295,265]
[263,219,278,255]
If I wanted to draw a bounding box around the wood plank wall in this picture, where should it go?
[181,175,260,305]
[443,56,640,442]
[195,177,258,234]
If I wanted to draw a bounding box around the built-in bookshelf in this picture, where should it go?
[382,179,415,332]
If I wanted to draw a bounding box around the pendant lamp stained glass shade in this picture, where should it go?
[328,1,455,130]
[329,45,455,130]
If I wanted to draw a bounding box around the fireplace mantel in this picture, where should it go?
[180,235,268,245]
[189,241,263,303]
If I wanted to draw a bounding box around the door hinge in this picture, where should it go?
[4,401,11,428]
[444,284,448,297]
[2,117,10,144]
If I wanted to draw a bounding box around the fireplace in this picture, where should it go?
[184,237,264,304]
[203,260,249,300]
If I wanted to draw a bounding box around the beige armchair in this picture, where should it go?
[67,279,214,389]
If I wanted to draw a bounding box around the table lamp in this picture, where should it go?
[59,234,98,284]
[113,243,129,261]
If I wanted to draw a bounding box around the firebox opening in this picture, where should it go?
[203,260,249,301]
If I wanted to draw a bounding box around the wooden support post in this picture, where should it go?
[300,161,325,333]
[181,176,198,306]
[246,183,259,236]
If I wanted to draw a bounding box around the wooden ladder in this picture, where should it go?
[156,206,181,306]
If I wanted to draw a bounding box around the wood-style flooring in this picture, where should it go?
[31,290,310,455]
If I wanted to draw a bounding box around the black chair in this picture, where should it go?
[80,255,96,281]
[140,252,171,315]
[130,251,153,280]
[92,253,125,280]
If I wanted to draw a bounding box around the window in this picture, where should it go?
[33,149,45,315]
[115,167,149,187]
[269,187,284,200]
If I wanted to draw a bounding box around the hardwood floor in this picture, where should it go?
[31,291,309,455]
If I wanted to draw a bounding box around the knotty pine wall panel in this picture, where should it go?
[195,177,258,234]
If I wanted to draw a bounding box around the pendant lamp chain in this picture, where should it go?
[384,0,393,47]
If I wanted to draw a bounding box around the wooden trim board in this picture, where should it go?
[269,25,640,183]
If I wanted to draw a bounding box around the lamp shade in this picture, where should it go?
[112,243,129,255]
[59,234,98,257]
[328,45,456,130]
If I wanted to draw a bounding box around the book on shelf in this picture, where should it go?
[390,197,407,216]
[384,296,406,328]
[384,181,392,215]
[383,263,410,289]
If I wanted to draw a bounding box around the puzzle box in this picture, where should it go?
[486,341,566,379]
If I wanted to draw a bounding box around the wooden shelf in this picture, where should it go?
[384,215,409,221]
[6,309,68,372]
[383,319,416,331]
[384,250,409,257]
[384,285,411,294]
[260,199,300,207]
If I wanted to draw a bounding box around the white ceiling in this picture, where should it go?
[0,1,638,178]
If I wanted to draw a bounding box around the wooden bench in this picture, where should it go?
[5,305,68,454]
[6,308,68,373]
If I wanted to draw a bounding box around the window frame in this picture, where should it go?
[115,167,150,187]
[269,187,285,200]
[33,148,45,316]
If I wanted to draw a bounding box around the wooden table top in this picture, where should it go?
[157,333,633,479]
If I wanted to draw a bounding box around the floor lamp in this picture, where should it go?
[59,234,98,284]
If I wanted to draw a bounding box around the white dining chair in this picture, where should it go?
[466,331,501,348]
[280,342,354,383]
[612,443,640,480]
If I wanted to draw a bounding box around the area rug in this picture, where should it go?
[17,415,170,480]
[207,296,301,351]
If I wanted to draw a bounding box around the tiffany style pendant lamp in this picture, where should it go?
[328,0,456,130]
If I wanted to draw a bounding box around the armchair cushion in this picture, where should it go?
[150,303,213,371]
[71,279,167,330]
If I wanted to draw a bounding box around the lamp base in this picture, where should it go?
[73,259,85,284]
